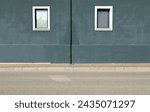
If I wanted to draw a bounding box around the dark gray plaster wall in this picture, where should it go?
[0,0,150,63]
[72,0,150,63]
[0,0,70,63]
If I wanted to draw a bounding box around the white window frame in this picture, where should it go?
[32,6,50,31]
[95,6,113,31]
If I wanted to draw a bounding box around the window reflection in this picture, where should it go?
[35,9,48,28]
[97,9,109,28]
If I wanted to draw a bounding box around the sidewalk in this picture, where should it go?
[0,63,150,72]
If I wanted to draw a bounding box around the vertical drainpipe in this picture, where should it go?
[70,0,73,64]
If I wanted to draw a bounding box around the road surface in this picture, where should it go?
[0,70,150,95]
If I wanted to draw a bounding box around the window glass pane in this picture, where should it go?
[97,9,109,28]
[35,9,48,28]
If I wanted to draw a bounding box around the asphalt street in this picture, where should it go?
[0,71,150,95]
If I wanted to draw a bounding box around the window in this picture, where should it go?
[32,6,50,31]
[95,6,113,31]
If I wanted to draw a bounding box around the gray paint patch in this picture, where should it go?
[49,75,72,82]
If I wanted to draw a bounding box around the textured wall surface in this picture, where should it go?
[72,0,150,63]
[0,0,150,63]
[0,0,70,63]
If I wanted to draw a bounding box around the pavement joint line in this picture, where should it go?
[0,68,150,72]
